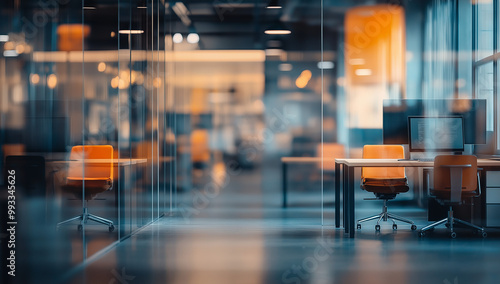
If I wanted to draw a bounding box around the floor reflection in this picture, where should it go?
[61,166,500,284]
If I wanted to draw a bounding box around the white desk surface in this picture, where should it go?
[335,158,500,167]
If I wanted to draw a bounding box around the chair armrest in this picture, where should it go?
[474,169,483,198]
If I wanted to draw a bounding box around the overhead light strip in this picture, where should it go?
[119,30,144,35]
[264,30,291,35]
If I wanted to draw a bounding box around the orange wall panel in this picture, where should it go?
[345,5,406,88]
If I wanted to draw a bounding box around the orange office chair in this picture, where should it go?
[57,145,115,232]
[419,155,486,238]
[356,145,417,231]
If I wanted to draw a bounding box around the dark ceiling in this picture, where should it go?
[0,0,392,51]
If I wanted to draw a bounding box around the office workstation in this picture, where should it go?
[3,0,500,284]
[335,103,500,238]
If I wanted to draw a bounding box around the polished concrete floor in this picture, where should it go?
[4,162,500,284]
[58,164,500,284]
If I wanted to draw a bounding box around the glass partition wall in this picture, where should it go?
[0,1,173,282]
[0,0,336,282]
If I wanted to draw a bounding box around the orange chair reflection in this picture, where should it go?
[57,145,114,232]
[191,129,210,165]
[315,143,345,171]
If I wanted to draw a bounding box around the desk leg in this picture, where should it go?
[335,162,340,228]
[343,166,348,234]
[282,163,287,208]
[348,166,355,238]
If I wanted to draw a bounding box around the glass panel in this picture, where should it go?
[476,62,494,132]
[476,0,494,60]
[0,0,86,282]
[166,1,323,224]
[497,60,500,151]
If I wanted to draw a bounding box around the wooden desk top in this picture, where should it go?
[335,158,500,167]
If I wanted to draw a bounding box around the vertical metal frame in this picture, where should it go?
[494,0,498,149]
[472,0,500,151]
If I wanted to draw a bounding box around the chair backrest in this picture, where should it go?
[67,145,113,181]
[316,143,345,170]
[191,129,210,162]
[362,145,405,179]
[433,155,477,193]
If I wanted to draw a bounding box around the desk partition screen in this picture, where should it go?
[408,116,465,152]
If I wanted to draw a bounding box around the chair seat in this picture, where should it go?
[63,179,112,200]
[362,178,409,194]
[362,184,410,194]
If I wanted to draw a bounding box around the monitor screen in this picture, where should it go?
[408,116,464,152]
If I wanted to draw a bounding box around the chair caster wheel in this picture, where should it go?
[392,224,397,230]
[375,225,381,231]
[419,231,425,237]
[109,225,115,232]
[480,231,487,238]
[357,224,361,230]
[411,225,417,231]
[450,232,457,239]
[77,224,83,231]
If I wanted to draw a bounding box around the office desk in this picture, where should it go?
[334,158,500,238]
[48,158,148,166]
[281,157,336,208]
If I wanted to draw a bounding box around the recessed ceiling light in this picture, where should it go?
[3,50,18,57]
[317,61,334,70]
[119,30,144,35]
[265,49,282,56]
[173,33,183,43]
[355,69,372,76]
[83,6,96,10]
[267,0,282,9]
[349,58,365,65]
[187,33,199,44]
[279,63,293,72]
[264,30,291,35]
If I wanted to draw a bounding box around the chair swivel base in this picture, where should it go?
[419,206,486,239]
[57,207,115,232]
[357,200,417,231]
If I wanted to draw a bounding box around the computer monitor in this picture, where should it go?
[383,99,486,145]
[408,116,465,152]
